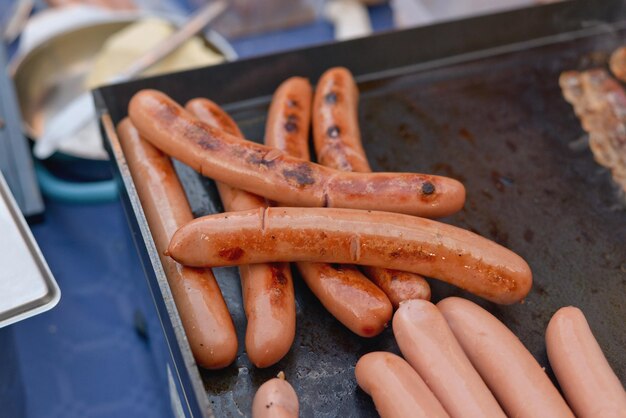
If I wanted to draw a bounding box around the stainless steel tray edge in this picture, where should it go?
[0,172,59,327]
[100,113,212,418]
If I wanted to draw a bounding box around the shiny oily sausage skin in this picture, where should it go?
[313,67,431,305]
[264,77,313,161]
[355,352,450,418]
[360,267,430,308]
[252,373,299,418]
[186,98,296,368]
[546,306,626,418]
[296,263,391,337]
[392,300,506,418]
[167,207,532,304]
[609,46,626,82]
[313,67,371,172]
[263,81,392,336]
[117,118,237,369]
[128,89,465,218]
[437,297,574,418]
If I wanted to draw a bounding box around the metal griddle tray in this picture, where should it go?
[97,1,626,416]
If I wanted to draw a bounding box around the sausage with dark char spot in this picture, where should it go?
[313,67,431,306]
[128,89,465,217]
[186,98,296,368]
[262,80,392,336]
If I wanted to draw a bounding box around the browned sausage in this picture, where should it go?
[393,300,506,418]
[186,98,296,368]
[167,207,532,304]
[437,297,574,418]
[546,306,626,418]
[128,89,466,217]
[313,67,431,306]
[262,80,391,336]
[312,67,370,172]
[610,46,626,82]
[116,118,237,369]
[252,372,299,418]
[264,77,313,161]
[360,267,430,308]
[355,352,450,418]
[296,262,391,336]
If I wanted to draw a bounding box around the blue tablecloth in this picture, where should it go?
[9,5,393,418]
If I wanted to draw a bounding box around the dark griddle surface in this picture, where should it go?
[191,32,626,417]
[100,3,626,416]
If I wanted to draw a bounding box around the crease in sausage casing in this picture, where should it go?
[168,207,532,304]
[127,89,466,218]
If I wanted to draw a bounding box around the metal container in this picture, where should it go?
[98,1,626,416]
[0,169,60,416]
[11,15,235,203]
[11,17,235,161]
[0,171,60,327]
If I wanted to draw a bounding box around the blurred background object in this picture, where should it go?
[10,1,233,203]
[325,0,373,40]
[2,0,34,43]
[45,0,136,10]
[187,0,325,38]
[390,0,564,28]
[0,43,43,219]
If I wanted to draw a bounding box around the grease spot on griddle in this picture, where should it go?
[523,228,534,243]
[431,162,466,182]
[458,127,475,144]
[481,189,494,200]
[397,123,419,142]
[488,220,509,246]
[491,170,514,192]
[535,283,548,296]
[506,140,518,152]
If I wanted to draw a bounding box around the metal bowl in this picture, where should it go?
[11,18,235,162]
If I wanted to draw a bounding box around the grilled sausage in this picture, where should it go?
[609,46,626,82]
[313,67,431,306]
[360,267,430,308]
[263,80,391,336]
[252,372,299,418]
[546,306,626,418]
[117,118,237,369]
[437,297,574,418]
[355,352,450,418]
[167,207,532,304]
[128,89,465,217]
[264,77,313,162]
[296,262,391,336]
[313,67,370,172]
[393,300,506,418]
[186,98,295,368]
